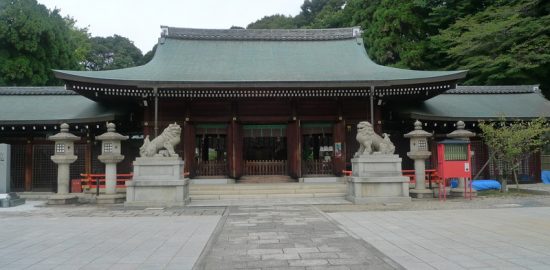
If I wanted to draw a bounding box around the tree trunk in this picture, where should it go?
[500,173,508,192]
[513,169,520,189]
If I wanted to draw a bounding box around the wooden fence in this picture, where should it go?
[244,160,287,175]
[196,160,227,176]
[302,160,333,175]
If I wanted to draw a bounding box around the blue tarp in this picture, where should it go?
[472,180,501,191]
[541,170,550,184]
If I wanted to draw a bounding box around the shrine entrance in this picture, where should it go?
[243,125,288,176]
[302,123,334,176]
[195,124,228,177]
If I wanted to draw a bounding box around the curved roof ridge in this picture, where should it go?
[0,86,76,95]
[161,26,361,41]
[446,85,539,94]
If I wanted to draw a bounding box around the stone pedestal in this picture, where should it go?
[48,157,78,205]
[408,155,433,199]
[346,154,411,204]
[125,157,189,207]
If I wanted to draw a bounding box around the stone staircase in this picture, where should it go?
[189,182,347,201]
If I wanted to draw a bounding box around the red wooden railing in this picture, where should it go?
[302,160,333,175]
[72,173,133,193]
[196,160,227,176]
[244,160,287,175]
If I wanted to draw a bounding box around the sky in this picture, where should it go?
[36,0,304,54]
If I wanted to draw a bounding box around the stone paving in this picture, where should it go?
[330,207,550,270]
[0,202,222,270]
[195,205,403,270]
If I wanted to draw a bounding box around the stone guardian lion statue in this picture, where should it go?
[140,123,181,157]
[354,121,395,156]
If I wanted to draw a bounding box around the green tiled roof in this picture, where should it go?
[54,27,466,88]
[397,85,550,121]
[0,87,121,124]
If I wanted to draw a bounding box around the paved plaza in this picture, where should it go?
[1,197,550,269]
[0,202,221,270]
[331,207,550,270]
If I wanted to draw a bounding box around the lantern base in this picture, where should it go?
[409,189,434,199]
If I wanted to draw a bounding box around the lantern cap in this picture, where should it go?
[447,120,475,140]
[48,123,80,142]
[96,122,129,141]
[404,120,432,138]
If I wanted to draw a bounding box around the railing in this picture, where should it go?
[402,169,439,186]
[244,160,287,175]
[196,160,227,176]
[302,160,333,175]
[72,173,133,193]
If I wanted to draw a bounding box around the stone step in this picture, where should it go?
[189,183,347,200]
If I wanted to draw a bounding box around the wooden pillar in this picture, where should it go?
[24,139,33,191]
[374,101,383,134]
[143,106,153,137]
[228,120,243,179]
[85,137,92,175]
[333,120,346,176]
[183,122,196,178]
[287,120,301,178]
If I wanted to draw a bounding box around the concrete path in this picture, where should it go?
[0,205,221,270]
[330,207,550,270]
[195,205,403,270]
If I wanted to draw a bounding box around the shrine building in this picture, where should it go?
[1,27,549,191]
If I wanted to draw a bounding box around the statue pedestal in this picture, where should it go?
[346,154,411,204]
[125,157,189,207]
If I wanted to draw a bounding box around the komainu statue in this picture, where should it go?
[354,121,395,156]
[140,123,181,157]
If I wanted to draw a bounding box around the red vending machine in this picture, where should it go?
[437,139,473,199]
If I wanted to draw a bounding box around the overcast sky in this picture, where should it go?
[36,0,304,53]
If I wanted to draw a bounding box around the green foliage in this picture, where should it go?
[247,14,297,29]
[0,0,87,86]
[431,0,550,91]
[84,35,143,71]
[140,44,157,66]
[365,0,430,68]
[247,0,550,96]
[478,117,550,188]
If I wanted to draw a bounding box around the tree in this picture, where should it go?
[0,0,88,86]
[478,117,550,191]
[364,0,431,68]
[140,44,157,65]
[84,35,143,71]
[430,0,550,96]
[247,14,297,29]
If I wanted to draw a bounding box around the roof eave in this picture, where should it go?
[0,115,116,125]
[54,70,467,89]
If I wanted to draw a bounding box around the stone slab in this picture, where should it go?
[96,194,126,204]
[190,178,235,184]
[47,194,78,205]
[346,195,411,204]
[299,177,343,183]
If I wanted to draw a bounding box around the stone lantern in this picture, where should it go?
[95,123,128,204]
[404,120,433,198]
[447,120,476,197]
[48,123,80,204]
